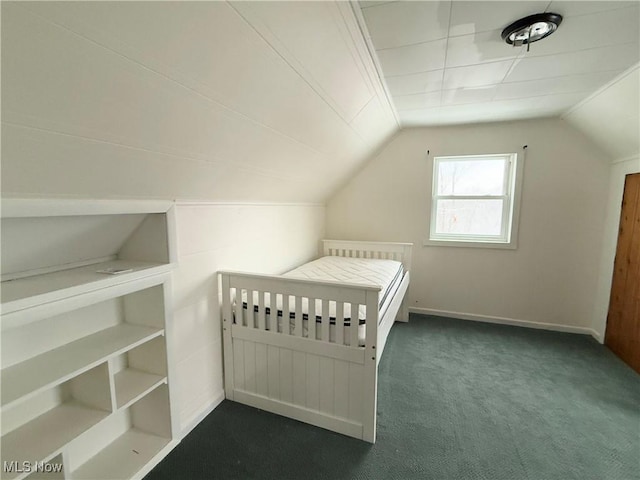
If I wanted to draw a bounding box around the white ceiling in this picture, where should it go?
[360,0,640,126]
[2,2,397,203]
[564,65,639,162]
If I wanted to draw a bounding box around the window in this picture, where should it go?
[427,153,523,248]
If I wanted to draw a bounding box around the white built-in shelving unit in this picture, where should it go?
[1,199,179,480]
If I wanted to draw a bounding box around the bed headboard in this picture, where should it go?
[321,239,413,273]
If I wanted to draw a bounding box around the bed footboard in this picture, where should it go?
[220,272,381,441]
[219,240,412,443]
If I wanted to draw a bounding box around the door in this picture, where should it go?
[606,172,640,374]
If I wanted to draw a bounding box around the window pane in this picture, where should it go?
[437,159,506,195]
[435,199,504,236]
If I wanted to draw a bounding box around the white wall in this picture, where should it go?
[326,118,610,333]
[564,66,640,341]
[172,202,324,433]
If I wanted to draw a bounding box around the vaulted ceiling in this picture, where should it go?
[1,1,397,202]
[359,0,640,126]
[2,1,638,204]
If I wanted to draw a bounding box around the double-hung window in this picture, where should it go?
[428,153,522,248]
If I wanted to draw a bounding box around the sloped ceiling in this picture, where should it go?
[1,1,398,203]
[562,65,639,162]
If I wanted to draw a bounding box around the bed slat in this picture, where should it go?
[306,354,320,410]
[247,289,255,328]
[334,359,349,419]
[258,291,266,330]
[244,340,256,392]
[348,362,363,423]
[283,294,291,335]
[280,348,293,402]
[293,351,306,405]
[321,299,330,342]
[336,302,344,345]
[234,339,245,390]
[294,296,303,337]
[319,357,335,414]
[255,343,268,396]
[236,288,244,327]
[308,298,316,340]
[350,302,359,347]
[270,291,277,332]
[267,345,280,399]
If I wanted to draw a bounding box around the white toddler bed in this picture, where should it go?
[219,240,412,443]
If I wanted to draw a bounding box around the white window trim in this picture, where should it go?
[425,153,524,249]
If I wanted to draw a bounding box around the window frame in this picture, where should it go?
[425,153,523,249]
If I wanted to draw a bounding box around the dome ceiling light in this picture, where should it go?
[501,13,563,52]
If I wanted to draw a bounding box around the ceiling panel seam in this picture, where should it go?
[226,1,372,144]
[492,50,528,101]
[546,2,637,17]
[439,1,454,110]
[499,69,625,85]
[395,91,592,112]
[562,62,640,117]
[381,39,638,72]
[228,2,363,124]
[359,1,397,10]
[349,97,377,124]
[391,68,627,88]
[329,2,381,119]
[10,3,351,161]
[348,1,401,126]
[332,3,379,108]
[381,44,637,89]
[1,121,313,183]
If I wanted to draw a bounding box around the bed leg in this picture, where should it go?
[396,297,409,323]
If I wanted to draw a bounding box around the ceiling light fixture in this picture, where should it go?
[501,13,563,51]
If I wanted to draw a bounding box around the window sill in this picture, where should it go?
[423,238,517,250]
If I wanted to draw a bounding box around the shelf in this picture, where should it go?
[1,201,176,480]
[1,325,163,408]
[70,429,171,480]
[1,402,109,480]
[1,260,171,316]
[114,369,166,410]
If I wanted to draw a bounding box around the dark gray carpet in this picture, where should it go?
[146,315,640,480]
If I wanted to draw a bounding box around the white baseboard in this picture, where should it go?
[178,391,225,439]
[590,329,604,344]
[409,307,600,339]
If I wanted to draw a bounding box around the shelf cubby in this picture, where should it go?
[2,324,163,408]
[69,385,173,480]
[113,336,168,410]
[20,454,65,480]
[72,430,171,480]
[1,366,112,480]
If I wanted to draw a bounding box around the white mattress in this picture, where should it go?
[283,256,403,310]
[239,256,404,346]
